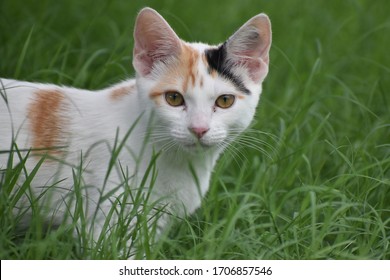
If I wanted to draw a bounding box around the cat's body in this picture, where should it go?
[0,77,217,229]
[0,8,271,253]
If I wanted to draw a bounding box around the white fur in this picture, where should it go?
[0,8,271,255]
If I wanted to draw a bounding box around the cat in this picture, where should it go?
[0,7,271,256]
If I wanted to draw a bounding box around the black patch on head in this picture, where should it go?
[205,43,251,95]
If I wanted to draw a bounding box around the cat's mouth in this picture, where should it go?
[168,129,225,152]
[181,139,221,153]
[186,142,212,149]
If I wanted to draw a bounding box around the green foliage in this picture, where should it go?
[0,0,389,259]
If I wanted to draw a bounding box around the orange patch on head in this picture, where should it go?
[28,89,67,154]
[208,67,218,78]
[149,91,164,98]
[110,84,136,101]
[201,53,208,65]
[149,43,201,99]
[238,95,245,99]
[181,44,199,91]
[149,90,165,106]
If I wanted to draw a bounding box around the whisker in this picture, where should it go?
[229,128,279,159]
[236,135,277,156]
[235,138,273,160]
[218,140,248,166]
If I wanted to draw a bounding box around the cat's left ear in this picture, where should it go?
[133,8,182,76]
[225,14,272,82]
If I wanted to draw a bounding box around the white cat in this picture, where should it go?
[0,8,271,255]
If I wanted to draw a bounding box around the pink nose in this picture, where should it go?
[189,127,209,139]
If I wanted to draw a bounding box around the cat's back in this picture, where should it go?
[0,78,57,152]
[0,78,138,164]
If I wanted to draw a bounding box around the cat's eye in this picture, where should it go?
[165,91,185,107]
[215,94,235,109]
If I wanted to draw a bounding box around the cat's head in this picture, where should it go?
[133,8,271,153]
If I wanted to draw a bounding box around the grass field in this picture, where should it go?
[0,0,389,259]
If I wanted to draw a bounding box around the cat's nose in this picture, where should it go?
[189,126,209,139]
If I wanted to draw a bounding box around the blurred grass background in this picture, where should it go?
[0,0,389,259]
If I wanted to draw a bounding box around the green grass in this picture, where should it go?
[1,0,389,259]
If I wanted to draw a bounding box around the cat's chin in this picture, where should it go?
[181,142,217,154]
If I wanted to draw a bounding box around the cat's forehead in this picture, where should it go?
[176,42,217,84]
[149,42,238,99]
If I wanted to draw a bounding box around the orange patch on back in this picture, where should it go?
[28,89,67,154]
[110,84,135,101]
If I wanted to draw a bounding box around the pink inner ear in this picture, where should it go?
[229,46,269,82]
[226,14,272,82]
[246,59,269,82]
[133,8,182,76]
[133,47,153,76]
[234,43,270,82]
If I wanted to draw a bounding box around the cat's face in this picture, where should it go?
[138,43,262,152]
[133,8,271,153]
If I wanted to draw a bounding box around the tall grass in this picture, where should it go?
[0,0,389,259]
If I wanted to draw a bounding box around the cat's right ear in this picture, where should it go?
[133,8,182,76]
